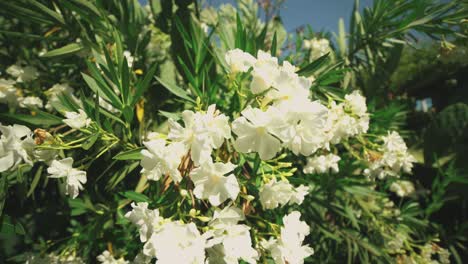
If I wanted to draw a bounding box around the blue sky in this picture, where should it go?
[206,0,373,32]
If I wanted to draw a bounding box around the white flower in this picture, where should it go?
[249,50,280,94]
[47,157,87,199]
[324,99,368,144]
[209,205,245,229]
[389,180,415,197]
[266,63,310,104]
[232,106,282,160]
[225,49,256,73]
[168,104,231,166]
[18,96,43,109]
[0,78,17,105]
[6,64,39,83]
[365,131,416,179]
[259,179,294,209]
[344,90,367,116]
[303,154,341,174]
[207,224,259,264]
[97,250,129,264]
[63,109,91,129]
[143,221,206,263]
[125,202,164,243]
[271,100,329,156]
[207,207,259,264]
[140,139,186,182]
[305,38,331,60]
[0,123,33,172]
[132,252,153,264]
[259,179,309,209]
[123,50,135,68]
[262,211,313,264]
[289,185,310,205]
[45,83,78,111]
[190,161,239,206]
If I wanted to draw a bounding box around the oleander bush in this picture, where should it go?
[0,0,467,263]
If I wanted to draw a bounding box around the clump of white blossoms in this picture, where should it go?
[47,157,87,199]
[140,138,186,182]
[262,211,314,264]
[168,104,231,166]
[206,206,259,263]
[259,179,309,209]
[97,250,129,264]
[190,160,240,206]
[18,96,43,109]
[126,203,207,263]
[365,131,416,179]
[6,64,39,83]
[389,180,415,197]
[0,78,17,105]
[325,90,370,144]
[0,123,33,172]
[45,83,78,111]
[63,109,91,129]
[303,37,331,60]
[303,153,341,174]
[116,49,407,263]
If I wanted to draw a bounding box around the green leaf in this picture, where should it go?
[296,53,330,77]
[0,215,25,235]
[120,191,150,203]
[155,76,195,103]
[82,133,100,150]
[27,166,43,197]
[0,110,62,127]
[30,0,65,25]
[271,31,277,56]
[82,72,122,109]
[132,63,157,106]
[159,110,180,121]
[40,43,84,58]
[113,148,143,160]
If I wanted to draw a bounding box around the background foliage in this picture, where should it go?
[0,0,467,263]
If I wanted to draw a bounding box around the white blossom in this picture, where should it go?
[45,83,78,111]
[0,123,33,172]
[47,157,87,199]
[18,96,43,109]
[140,139,186,182]
[6,64,39,83]
[190,161,239,206]
[123,50,135,68]
[271,99,329,156]
[232,106,282,160]
[304,38,331,60]
[0,78,17,105]
[249,50,280,94]
[168,104,231,166]
[143,221,207,263]
[97,250,129,264]
[303,153,341,174]
[125,202,164,243]
[262,211,313,264]
[225,49,256,73]
[324,96,369,144]
[389,180,415,197]
[207,206,259,264]
[365,131,416,179]
[259,179,309,209]
[63,109,91,129]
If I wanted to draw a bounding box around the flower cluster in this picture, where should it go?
[389,180,415,197]
[365,131,416,179]
[303,38,331,60]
